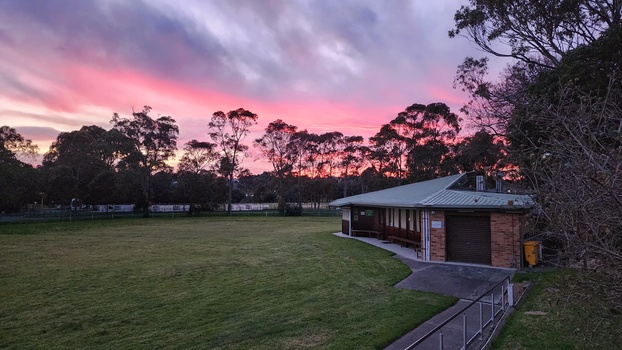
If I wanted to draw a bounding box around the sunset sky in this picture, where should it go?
[0,0,508,173]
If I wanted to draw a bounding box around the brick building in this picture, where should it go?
[329,173,534,268]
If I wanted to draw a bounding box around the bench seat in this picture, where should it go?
[387,235,421,249]
[351,229,382,239]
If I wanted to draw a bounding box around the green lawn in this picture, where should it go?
[493,270,622,350]
[0,217,456,349]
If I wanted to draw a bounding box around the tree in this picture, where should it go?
[111,106,179,217]
[450,0,621,69]
[453,129,505,172]
[178,139,219,174]
[254,119,297,215]
[315,131,345,178]
[451,0,622,134]
[175,139,220,210]
[340,135,366,197]
[370,102,461,183]
[0,126,40,212]
[401,103,461,181]
[452,0,622,312]
[208,108,258,215]
[42,125,131,204]
[0,125,38,162]
[369,123,408,182]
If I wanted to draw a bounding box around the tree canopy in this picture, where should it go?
[452,1,622,308]
[111,106,179,217]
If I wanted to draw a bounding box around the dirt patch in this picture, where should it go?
[524,311,548,315]
[281,331,334,349]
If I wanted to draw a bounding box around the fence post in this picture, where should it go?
[439,329,444,350]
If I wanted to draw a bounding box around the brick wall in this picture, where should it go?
[491,212,521,268]
[429,210,446,262]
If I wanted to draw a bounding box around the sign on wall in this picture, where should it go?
[431,220,442,229]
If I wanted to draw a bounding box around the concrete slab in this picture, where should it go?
[394,257,514,300]
[332,232,514,300]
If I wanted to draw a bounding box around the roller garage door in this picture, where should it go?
[445,213,491,265]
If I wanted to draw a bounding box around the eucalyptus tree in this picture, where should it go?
[0,126,39,212]
[0,125,38,162]
[370,102,460,183]
[451,0,621,134]
[175,140,220,206]
[42,125,131,204]
[111,106,179,217]
[178,139,219,174]
[450,0,622,307]
[450,0,621,69]
[369,123,408,182]
[208,108,258,215]
[339,135,365,197]
[254,119,298,214]
[453,129,505,173]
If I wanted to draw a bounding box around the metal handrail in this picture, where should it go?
[405,275,511,350]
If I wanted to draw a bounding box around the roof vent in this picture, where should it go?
[476,175,485,191]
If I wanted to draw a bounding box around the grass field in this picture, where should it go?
[492,271,622,350]
[0,216,456,349]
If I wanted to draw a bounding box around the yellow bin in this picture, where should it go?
[523,241,539,266]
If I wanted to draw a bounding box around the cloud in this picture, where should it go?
[0,110,91,128]
[0,0,506,172]
[13,126,62,141]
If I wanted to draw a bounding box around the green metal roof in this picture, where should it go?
[329,173,534,210]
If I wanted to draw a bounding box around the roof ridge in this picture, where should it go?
[419,173,465,204]
[443,173,466,189]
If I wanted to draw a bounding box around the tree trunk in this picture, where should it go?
[227,173,233,216]
[278,175,285,216]
[142,171,150,218]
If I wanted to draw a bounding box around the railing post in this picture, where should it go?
[508,279,514,307]
[463,313,467,349]
[439,329,444,350]
[501,285,505,312]
[490,293,495,323]
[479,301,484,340]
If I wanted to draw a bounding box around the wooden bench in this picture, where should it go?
[351,229,382,239]
[387,236,422,250]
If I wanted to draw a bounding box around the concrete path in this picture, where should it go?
[332,232,514,349]
[394,258,514,300]
[332,232,420,260]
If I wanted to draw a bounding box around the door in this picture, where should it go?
[445,213,491,265]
